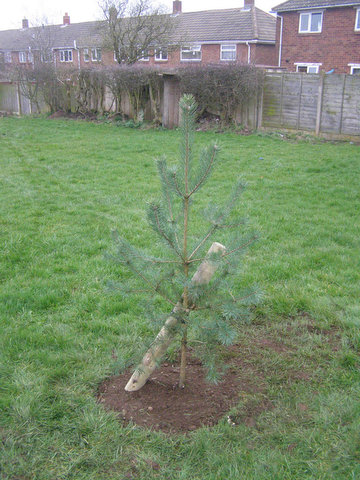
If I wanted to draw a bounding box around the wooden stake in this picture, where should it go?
[124,242,226,392]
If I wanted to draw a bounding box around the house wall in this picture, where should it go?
[251,44,277,66]
[278,7,360,73]
[52,43,277,70]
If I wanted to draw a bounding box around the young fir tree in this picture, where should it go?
[109,94,260,391]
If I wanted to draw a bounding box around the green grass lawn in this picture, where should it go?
[0,116,359,479]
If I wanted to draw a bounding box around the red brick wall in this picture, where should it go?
[251,44,277,66]
[278,7,360,73]
[48,42,277,71]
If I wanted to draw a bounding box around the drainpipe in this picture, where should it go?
[278,14,283,68]
[246,42,251,64]
[74,40,81,70]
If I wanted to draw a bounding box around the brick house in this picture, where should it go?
[272,0,360,73]
[0,1,277,72]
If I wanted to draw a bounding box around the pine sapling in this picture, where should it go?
[107,94,260,392]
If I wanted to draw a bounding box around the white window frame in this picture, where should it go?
[349,63,360,74]
[139,50,149,61]
[355,8,360,31]
[59,49,73,62]
[155,48,168,61]
[28,51,33,63]
[181,45,202,61]
[299,11,323,33]
[83,48,90,62]
[295,63,321,73]
[19,51,27,63]
[220,44,237,61]
[4,51,12,63]
[91,48,101,62]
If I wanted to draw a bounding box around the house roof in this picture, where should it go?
[0,6,276,52]
[173,7,276,43]
[272,0,360,13]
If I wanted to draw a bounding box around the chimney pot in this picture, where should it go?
[22,18,29,29]
[63,12,70,25]
[244,0,254,8]
[173,1,182,14]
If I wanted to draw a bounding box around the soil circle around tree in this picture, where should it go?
[97,347,270,434]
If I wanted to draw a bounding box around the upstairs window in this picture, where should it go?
[59,49,73,62]
[5,51,12,63]
[299,11,323,33]
[181,45,201,61]
[28,52,33,63]
[155,48,168,61]
[83,48,90,62]
[91,48,102,62]
[355,9,360,31]
[221,44,236,61]
[19,51,27,63]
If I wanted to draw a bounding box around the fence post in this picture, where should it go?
[16,82,22,115]
[297,74,303,129]
[339,74,346,135]
[315,73,324,135]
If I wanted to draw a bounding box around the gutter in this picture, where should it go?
[194,39,275,45]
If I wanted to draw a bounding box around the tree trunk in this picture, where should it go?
[124,241,226,392]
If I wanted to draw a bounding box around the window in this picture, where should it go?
[139,50,149,61]
[299,11,323,33]
[155,48,168,61]
[83,48,90,62]
[19,51,27,63]
[349,64,360,74]
[59,49,73,62]
[295,63,321,73]
[91,48,102,62]
[41,50,53,63]
[221,44,236,61]
[5,51,12,63]
[181,45,201,61]
[355,8,360,31]
[28,52,33,63]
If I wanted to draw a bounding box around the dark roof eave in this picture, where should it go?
[272,1,360,12]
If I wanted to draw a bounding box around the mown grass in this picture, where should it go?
[0,116,359,479]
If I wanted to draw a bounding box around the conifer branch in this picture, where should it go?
[221,236,258,258]
[128,263,176,307]
[188,225,218,261]
[171,171,184,198]
[149,204,184,261]
[189,145,218,197]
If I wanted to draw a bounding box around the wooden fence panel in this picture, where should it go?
[262,72,360,137]
[299,76,319,131]
[341,75,360,135]
[262,74,282,126]
[320,74,345,134]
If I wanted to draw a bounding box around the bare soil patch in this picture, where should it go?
[97,320,342,434]
[99,357,248,434]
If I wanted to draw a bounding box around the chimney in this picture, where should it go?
[244,0,254,8]
[173,1,182,14]
[63,12,70,25]
[22,18,29,29]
